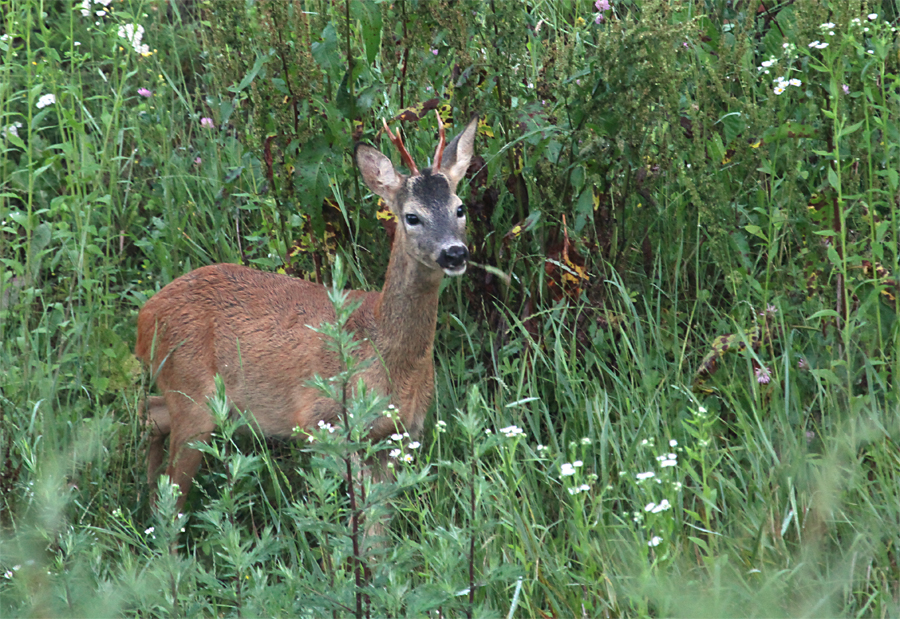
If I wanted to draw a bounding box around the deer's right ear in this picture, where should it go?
[355,144,404,203]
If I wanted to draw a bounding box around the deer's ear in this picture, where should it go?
[435,116,478,190]
[355,144,404,203]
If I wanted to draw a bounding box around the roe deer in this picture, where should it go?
[136,114,477,508]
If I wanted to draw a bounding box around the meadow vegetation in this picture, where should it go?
[1,0,899,616]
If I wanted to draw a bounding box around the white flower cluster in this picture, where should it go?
[118,23,150,56]
[80,0,111,17]
[655,453,677,468]
[644,499,671,513]
[499,425,525,438]
[773,76,802,95]
[36,93,56,108]
[1,121,23,139]
[567,484,591,495]
[560,460,583,477]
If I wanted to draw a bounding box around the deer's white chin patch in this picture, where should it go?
[443,264,467,276]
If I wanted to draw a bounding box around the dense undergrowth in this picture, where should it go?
[1,0,899,616]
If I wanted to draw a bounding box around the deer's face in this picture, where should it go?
[396,171,468,276]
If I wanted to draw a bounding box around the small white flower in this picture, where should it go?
[36,93,56,108]
[866,49,874,55]
[648,536,663,547]
[672,481,683,491]
[645,502,657,512]
[560,463,576,477]
[389,448,401,459]
[408,441,420,450]
[390,433,404,442]
[401,453,413,463]
[499,425,525,438]
[867,13,877,20]
[2,121,23,139]
[144,527,155,535]
[573,460,583,468]
[3,571,12,579]
[651,499,671,513]
[636,471,655,481]
[536,444,547,452]
[820,22,835,29]
[789,78,802,87]
[436,419,447,427]
[808,40,819,48]
[661,458,676,467]
[580,437,592,445]
[669,439,678,447]
[80,0,90,15]
[815,42,828,49]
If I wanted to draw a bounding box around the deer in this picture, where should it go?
[135,113,477,510]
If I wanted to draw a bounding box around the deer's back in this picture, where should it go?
[135,263,379,435]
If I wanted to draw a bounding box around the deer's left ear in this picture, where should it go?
[435,116,478,190]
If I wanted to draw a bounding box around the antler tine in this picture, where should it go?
[382,118,419,176]
[433,109,446,171]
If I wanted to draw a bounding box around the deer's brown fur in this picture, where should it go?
[136,116,478,507]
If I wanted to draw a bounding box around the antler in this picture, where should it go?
[382,118,419,176]
[433,109,446,171]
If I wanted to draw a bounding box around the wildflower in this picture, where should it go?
[390,433,404,442]
[194,157,202,164]
[672,481,683,491]
[755,366,771,384]
[536,444,547,453]
[866,49,874,55]
[594,0,610,10]
[80,0,90,16]
[774,85,786,95]
[389,448,401,459]
[636,471,655,481]
[408,441,421,450]
[788,79,801,88]
[560,463,576,477]
[118,24,149,55]
[573,460,583,468]
[436,419,447,433]
[867,13,877,20]
[644,500,671,513]
[842,84,850,95]
[798,357,809,370]
[567,484,591,495]
[138,87,152,97]
[820,22,835,29]
[3,571,12,579]
[317,420,336,433]
[36,93,56,108]
[401,453,413,463]
[144,526,155,535]
[431,48,438,56]
[580,437,592,445]
[648,536,663,547]
[669,439,678,447]
[200,117,214,129]
[499,425,525,438]
[1,122,23,139]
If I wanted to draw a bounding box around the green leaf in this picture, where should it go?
[311,23,339,76]
[236,53,268,92]
[827,166,840,190]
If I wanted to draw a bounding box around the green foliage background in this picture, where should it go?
[1,0,898,615]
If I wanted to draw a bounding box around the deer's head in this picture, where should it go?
[356,114,477,276]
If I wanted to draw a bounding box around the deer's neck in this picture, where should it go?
[374,248,443,372]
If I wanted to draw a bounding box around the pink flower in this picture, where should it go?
[842,84,850,94]
[137,88,152,98]
[595,0,610,10]
[431,48,438,56]
[194,157,202,164]
[755,366,771,384]
[200,117,214,129]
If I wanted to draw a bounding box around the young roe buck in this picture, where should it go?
[136,114,477,508]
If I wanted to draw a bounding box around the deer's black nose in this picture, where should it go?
[437,245,469,270]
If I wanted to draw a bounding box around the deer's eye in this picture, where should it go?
[405,213,421,226]
[457,205,466,218]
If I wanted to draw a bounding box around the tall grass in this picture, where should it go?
[1,0,898,616]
